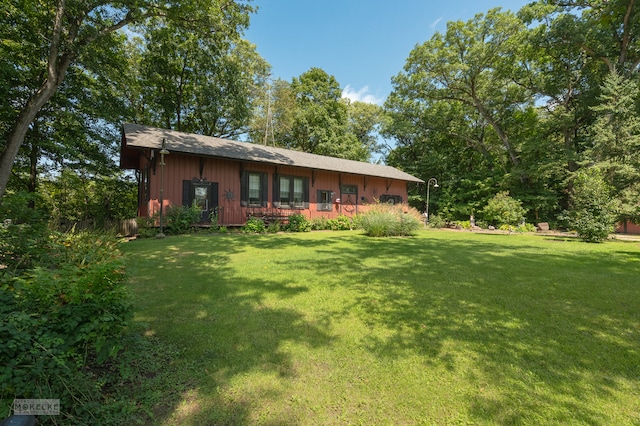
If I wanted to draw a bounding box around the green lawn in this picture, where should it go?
[121,230,640,425]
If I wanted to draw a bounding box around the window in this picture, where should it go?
[249,174,261,205]
[241,171,267,207]
[279,177,290,205]
[317,190,333,211]
[274,175,309,208]
[380,194,402,204]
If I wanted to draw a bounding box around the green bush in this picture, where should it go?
[482,191,527,227]
[165,202,202,234]
[516,223,537,233]
[0,231,131,420]
[242,216,266,233]
[311,216,331,230]
[359,204,422,237]
[328,215,354,230]
[426,214,446,229]
[565,167,618,242]
[267,220,282,233]
[286,213,311,232]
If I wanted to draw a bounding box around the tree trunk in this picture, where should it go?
[0,0,71,200]
[0,82,59,199]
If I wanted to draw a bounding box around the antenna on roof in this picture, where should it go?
[263,76,275,146]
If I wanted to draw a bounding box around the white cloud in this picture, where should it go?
[342,85,383,105]
[430,17,443,30]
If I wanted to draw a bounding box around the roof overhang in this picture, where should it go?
[120,123,424,183]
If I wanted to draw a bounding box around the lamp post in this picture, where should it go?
[425,177,439,225]
[157,138,170,238]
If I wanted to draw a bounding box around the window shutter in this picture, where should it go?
[261,172,269,207]
[182,180,191,207]
[303,177,310,209]
[210,182,218,208]
[272,173,280,207]
[240,171,248,207]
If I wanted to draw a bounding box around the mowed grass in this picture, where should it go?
[121,230,640,425]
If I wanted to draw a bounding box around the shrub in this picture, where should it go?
[327,215,354,230]
[242,216,266,233]
[454,220,472,230]
[311,216,331,230]
[426,214,446,229]
[165,202,201,234]
[0,231,131,420]
[482,191,527,227]
[267,220,282,233]
[0,192,52,274]
[359,204,422,237]
[286,214,311,232]
[516,223,537,233]
[565,167,618,242]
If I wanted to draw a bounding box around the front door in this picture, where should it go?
[183,180,219,223]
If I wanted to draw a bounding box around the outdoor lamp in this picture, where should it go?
[157,138,170,238]
[425,177,439,225]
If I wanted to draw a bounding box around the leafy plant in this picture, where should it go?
[242,216,266,233]
[426,213,446,228]
[482,191,527,227]
[165,202,202,234]
[286,213,311,232]
[0,231,131,421]
[327,215,354,230]
[311,216,331,230]
[564,167,618,242]
[267,220,282,233]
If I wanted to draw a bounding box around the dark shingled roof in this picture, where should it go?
[122,123,423,183]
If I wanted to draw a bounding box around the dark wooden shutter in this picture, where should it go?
[272,173,280,207]
[240,171,248,207]
[210,182,219,208]
[261,172,268,207]
[303,177,310,209]
[182,180,191,207]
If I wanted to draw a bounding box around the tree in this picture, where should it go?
[537,0,640,75]
[588,70,640,221]
[565,167,618,242]
[248,78,296,145]
[385,8,535,218]
[346,101,387,162]
[129,23,268,138]
[249,68,374,161]
[0,0,253,199]
[285,68,365,160]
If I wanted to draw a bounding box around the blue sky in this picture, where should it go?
[244,1,532,105]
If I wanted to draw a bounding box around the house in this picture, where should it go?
[119,123,424,226]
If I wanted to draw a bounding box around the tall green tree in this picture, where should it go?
[537,0,640,75]
[565,167,618,242]
[286,68,365,160]
[129,22,268,138]
[346,101,387,162]
[0,0,253,199]
[588,70,640,221]
[250,68,374,161]
[385,8,536,217]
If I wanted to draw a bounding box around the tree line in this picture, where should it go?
[1,0,638,234]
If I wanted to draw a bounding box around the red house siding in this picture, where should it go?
[617,221,640,235]
[140,152,411,226]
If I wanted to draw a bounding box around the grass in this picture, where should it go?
[120,230,640,425]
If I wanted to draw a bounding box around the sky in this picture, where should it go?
[244,0,532,105]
